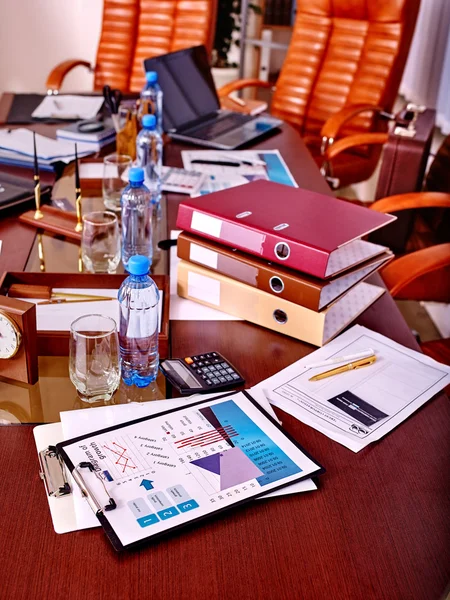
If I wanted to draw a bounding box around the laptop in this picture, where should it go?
[0,173,47,211]
[143,45,282,150]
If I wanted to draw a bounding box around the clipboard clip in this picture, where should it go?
[72,462,117,514]
[39,446,71,498]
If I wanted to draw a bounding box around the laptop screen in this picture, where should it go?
[143,46,220,132]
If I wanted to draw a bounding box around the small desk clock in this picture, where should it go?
[0,296,38,384]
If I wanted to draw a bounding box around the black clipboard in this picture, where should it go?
[56,390,325,551]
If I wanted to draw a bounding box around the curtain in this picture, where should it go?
[400,0,450,134]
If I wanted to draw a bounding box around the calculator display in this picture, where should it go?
[160,352,245,395]
[162,360,202,388]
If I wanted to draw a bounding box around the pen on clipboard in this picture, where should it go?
[309,355,377,381]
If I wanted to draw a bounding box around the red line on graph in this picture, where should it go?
[175,426,235,444]
[103,441,137,473]
[175,426,238,449]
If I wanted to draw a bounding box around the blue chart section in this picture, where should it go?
[202,400,302,487]
[259,152,296,187]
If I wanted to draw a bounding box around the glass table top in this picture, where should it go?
[0,173,170,424]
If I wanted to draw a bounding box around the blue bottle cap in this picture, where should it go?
[128,167,145,184]
[142,114,156,129]
[145,71,158,83]
[127,255,150,275]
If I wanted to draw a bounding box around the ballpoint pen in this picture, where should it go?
[74,143,83,233]
[33,132,44,220]
[309,355,377,381]
[306,349,375,370]
[38,297,114,306]
[222,153,266,166]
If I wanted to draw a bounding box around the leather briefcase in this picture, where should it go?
[371,104,436,253]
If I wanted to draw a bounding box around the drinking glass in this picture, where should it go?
[103,153,132,211]
[69,315,120,403]
[81,211,121,273]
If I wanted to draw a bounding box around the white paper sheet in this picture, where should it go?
[182,149,297,196]
[23,288,163,333]
[169,230,241,321]
[252,324,450,452]
[31,95,104,120]
[79,162,104,179]
[60,394,316,531]
[0,129,97,162]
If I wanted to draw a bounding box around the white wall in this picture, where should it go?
[0,0,103,94]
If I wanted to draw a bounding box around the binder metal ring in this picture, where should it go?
[72,462,117,515]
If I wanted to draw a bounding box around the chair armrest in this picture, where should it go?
[381,243,450,297]
[324,133,389,161]
[217,78,272,97]
[371,192,450,214]
[46,60,92,94]
[320,104,384,145]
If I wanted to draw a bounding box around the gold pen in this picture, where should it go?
[309,355,377,381]
[38,297,114,306]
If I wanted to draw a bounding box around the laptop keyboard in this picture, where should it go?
[185,113,254,141]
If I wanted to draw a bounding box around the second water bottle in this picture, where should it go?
[121,167,153,270]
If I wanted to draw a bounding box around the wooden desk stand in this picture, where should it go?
[19,206,81,242]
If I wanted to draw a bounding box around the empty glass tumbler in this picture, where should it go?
[103,153,132,211]
[81,211,121,273]
[69,314,120,403]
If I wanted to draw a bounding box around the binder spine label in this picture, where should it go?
[187,271,221,306]
[191,211,222,238]
[190,243,218,270]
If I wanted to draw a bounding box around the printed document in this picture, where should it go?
[182,149,297,196]
[59,394,317,534]
[252,325,450,452]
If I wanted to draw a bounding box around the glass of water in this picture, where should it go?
[69,314,120,403]
[81,211,121,273]
[103,153,132,211]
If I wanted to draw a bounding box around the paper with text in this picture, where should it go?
[59,392,321,547]
[252,325,450,452]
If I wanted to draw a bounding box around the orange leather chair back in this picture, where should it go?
[93,0,217,92]
[271,0,420,142]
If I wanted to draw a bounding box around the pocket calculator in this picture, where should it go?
[160,352,245,395]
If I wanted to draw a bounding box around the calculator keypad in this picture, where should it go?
[183,353,244,390]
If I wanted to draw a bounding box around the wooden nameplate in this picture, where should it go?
[19,205,81,242]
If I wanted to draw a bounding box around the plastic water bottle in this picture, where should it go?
[140,71,163,132]
[136,113,163,264]
[136,113,162,203]
[118,255,160,387]
[121,167,153,270]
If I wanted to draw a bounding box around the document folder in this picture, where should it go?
[177,231,393,311]
[176,180,396,278]
[177,260,385,346]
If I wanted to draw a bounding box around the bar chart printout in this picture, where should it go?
[60,393,321,548]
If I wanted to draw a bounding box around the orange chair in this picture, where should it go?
[371,193,450,302]
[46,0,217,94]
[371,193,450,367]
[219,0,420,188]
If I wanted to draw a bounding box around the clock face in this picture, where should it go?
[0,311,22,359]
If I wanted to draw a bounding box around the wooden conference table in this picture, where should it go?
[0,124,449,600]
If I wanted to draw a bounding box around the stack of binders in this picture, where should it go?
[175,180,396,346]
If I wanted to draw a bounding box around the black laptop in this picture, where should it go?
[143,45,282,150]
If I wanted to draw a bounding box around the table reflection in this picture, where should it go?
[0,355,167,424]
